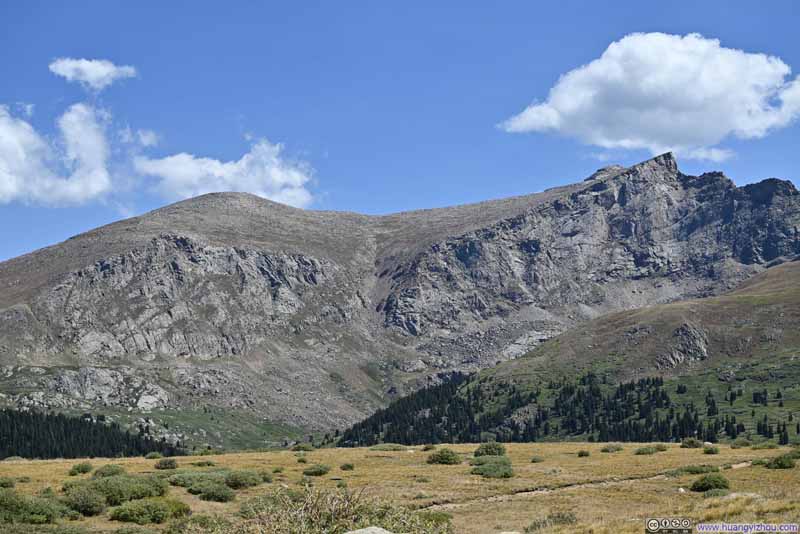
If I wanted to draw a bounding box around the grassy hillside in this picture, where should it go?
[341,259,800,446]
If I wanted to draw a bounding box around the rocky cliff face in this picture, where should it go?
[0,153,798,434]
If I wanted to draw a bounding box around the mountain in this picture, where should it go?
[340,259,800,445]
[0,153,798,445]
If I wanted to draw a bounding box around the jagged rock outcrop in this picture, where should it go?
[0,153,798,431]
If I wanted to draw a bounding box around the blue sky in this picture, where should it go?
[1,1,799,261]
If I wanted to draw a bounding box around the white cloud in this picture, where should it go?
[49,58,137,92]
[120,127,159,147]
[0,103,111,204]
[134,139,314,207]
[502,32,800,161]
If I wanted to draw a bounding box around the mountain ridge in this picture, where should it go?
[0,153,798,446]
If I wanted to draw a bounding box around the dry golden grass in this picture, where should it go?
[1,442,798,532]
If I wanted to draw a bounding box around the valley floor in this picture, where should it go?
[1,442,799,533]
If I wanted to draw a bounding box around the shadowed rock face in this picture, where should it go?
[0,153,798,430]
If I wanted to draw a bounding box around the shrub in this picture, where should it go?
[704,488,730,498]
[427,448,461,465]
[655,444,668,452]
[258,470,273,483]
[154,458,177,470]
[93,464,126,478]
[291,443,314,452]
[690,474,730,492]
[470,456,514,479]
[530,456,545,463]
[167,472,224,488]
[601,444,623,453]
[192,460,215,467]
[71,475,167,506]
[680,438,703,449]
[191,482,235,502]
[0,477,15,488]
[369,443,406,451]
[110,498,189,524]
[68,462,93,476]
[730,438,751,449]
[765,455,796,469]
[297,457,308,464]
[63,486,106,516]
[675,465,719,475]
[144,452,163,460]
[525,511,578,532]
[238,486,452,533]
[474,442,506,457]
[422,444,437,451]
[165,514,233,534]
[272,467,284,474]
[0,488,72,524]
[751,458,768,466]
[224,470,262,489]
[704,446,720,455]
[15,476,30,484]
[577,450,590,457]
[751,442,778,450]
[302,464,331,477]
[635,447,657,455]
[340,463,355,471]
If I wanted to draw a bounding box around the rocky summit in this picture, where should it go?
[0,153,798,438]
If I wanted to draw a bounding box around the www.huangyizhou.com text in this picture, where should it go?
[696,523,799,533]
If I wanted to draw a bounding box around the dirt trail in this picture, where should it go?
[423,461,753,511]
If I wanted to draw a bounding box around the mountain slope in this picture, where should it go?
[0,153,798,444]
[341,259,800,445]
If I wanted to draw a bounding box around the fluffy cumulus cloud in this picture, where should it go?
[0,104,111,204]
[502,33,800,161]
[134,140,314,207]
[49,58,137,92]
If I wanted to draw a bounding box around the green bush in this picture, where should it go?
[166,471,225,488]
[422,444,437,451]
[194,483,235,502]
[703,446,720,455]
[680,438,703,449]
[340,463,355,471]
[63,486,106,516]
[577,450,590,457]
[470,456,514,478]
[154,458,177,470]
[191,460,215,467]
[109,498,189,525]
[224,470,262,489]
[258,470,273,483]
[474,442,506,457]
[600,444,623,453]
[302,464,331,477]
[655,444,668,452]
[525,511,578,532]
[730,438,751,449]
[751,442,778,450]
[165,514,233,534]
[674,465,719,475]
[635,447,657,455]
[0,477,16,488]
[272,467,284,474]
[291,443,314,452]
[297,457,308,464]
[68,475,167,507]
[690,474,730,492]
[703,488,730,498]
[765,455,796,469]
[144,452,162,460]
[0,488,71,524]
[93,464,126,478]
[238,486,452,533]
[68,462,93,476]
[427,448,461,465]
[369,443,406,451]
[530,455,545,463]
